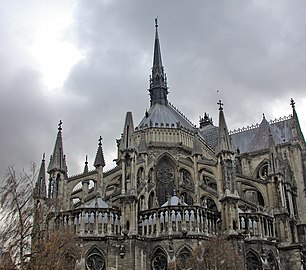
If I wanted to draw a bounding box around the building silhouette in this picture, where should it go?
[32,19,306,270]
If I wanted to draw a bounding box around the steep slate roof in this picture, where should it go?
[199,124,219,151]
[230,116,294,153]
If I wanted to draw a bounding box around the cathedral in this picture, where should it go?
[32,19,306,270]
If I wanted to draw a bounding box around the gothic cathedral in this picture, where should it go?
[32,20,306,270]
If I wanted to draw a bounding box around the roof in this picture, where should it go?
[230,115,294,153]
[137,102,196,130]
[199,124,219,151]
[76,196,109,209]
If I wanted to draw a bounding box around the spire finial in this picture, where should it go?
[42,153,45,161]
[290,98,295,109]
[58,120,63,131]
[155,17,158,28]
[85,155,88,164]
[98,136,103,146]
[263,113,265,119]
[217,100,224,111]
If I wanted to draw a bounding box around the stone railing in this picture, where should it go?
[238,212,276,239]
[138,206,220,237]
[61,208,122,237]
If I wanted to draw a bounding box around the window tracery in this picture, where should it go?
[151,251,167,270]
[86,249,105,270]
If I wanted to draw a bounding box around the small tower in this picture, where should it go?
[216,100,239,233]
[47,120,68,209]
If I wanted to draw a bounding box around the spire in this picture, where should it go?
[84,155,89,173]
[34,153,47,199]
[120,112,135,150]
[47,120,67,175]
[94,136,105,168]
[149,18,168,106]
[153,18,163,69]
[217,100,234,154]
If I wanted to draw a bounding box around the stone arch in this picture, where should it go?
[199,168,217,191]
[201,195,218,211]
[151,246,167,270]
[85,246,106,270]
[243,185,265,207]
[155,154,176,206]
[246,249,262,270]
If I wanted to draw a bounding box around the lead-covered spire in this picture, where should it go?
[149,18,168,106]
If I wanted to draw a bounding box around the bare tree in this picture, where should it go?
[0,164,37,269]
[192,235,244,270]
[29,228,81,270]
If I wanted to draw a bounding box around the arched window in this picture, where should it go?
[86,247,105,270]
[177,248,193,270]
[181,192,193,205]
[267,252,278,270]
[137,167,145,186]
[244,189,265,207]
[206,197,218,212]
[246,251,262,270]
[148,192,155,209]
[156,155,176,205]
[151,248,167,270]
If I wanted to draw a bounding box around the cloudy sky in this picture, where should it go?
[0,0,305,179]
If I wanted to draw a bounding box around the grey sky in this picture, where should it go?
[0,0,305,178]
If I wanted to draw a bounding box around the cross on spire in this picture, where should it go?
[58,120,63,131]
[290,98,295,109]
[98,136,103,146]
[155,17,158,28]
[217,100,224,111]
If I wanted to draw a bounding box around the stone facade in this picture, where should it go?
[32,20,306,270]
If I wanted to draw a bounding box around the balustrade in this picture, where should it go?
[239,213,276,239]
[61,208,122,236]
[138,206,219,237]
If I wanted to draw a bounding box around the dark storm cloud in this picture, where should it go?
[0,0,305,179]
